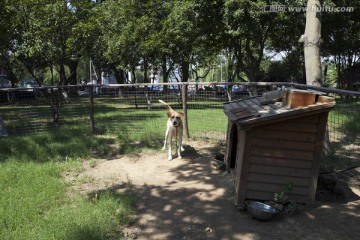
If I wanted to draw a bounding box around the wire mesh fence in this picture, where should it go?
[326,95,360,164]
[0,82,359,165]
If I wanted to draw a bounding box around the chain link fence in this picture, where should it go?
[0,82,359,164]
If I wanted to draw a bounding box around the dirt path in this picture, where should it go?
[74,140,360,240]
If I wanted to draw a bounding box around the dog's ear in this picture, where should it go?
[167,111,172,118]
[179,112,184,118]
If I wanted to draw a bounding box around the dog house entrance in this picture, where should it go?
[229,124,237,173]
[227,123,245,193]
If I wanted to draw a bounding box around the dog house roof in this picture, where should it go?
[223,90,335,129]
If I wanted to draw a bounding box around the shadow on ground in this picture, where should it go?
[82,141,360,240]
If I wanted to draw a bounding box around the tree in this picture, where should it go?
[7,0,96,86]
[223,0,277,83]
[0,0,29,87]
[299,0,323,86]
[161,0,198,83]
[264,50,305,84]
[3,0,98,121]
[100,0,165,84]
[157,0,223,84]
[266,1,306,83]
[322,0,360,90]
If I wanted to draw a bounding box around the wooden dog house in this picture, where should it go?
[223,90,335,207]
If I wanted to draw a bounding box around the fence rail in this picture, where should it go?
[1,82,359,166]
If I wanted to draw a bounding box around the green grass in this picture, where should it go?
[0,161,133,240]
[188,108,227,136]
[0,126,117,163]
[0,128,136,240]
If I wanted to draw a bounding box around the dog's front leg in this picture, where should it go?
[162,127,169,150]
[177,129,183,159]
[167,131,173,160]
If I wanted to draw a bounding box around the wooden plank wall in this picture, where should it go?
[244,114,323,204]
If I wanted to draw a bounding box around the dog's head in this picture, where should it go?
[168,110,184,128]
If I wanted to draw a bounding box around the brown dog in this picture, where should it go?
[159,100,184,160]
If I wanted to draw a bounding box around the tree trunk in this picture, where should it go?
[66,61,78,85]
[113,67,126,84]
[181,60,190,83]
[143,58,148,83]
[162,57,169,93]
[113,67,126,98]
[58,63,66,86]
[299,0,322,86]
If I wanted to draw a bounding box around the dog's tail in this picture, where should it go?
[158,100,173,111]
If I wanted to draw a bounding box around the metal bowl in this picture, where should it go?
[245,200,280,221]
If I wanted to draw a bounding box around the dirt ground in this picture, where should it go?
[68,140,360,240]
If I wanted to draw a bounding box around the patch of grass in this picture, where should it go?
[0,160,135,240]
[0,162,64,238]
[0,124,137,239]
[0,126,117,163]
[116,130,163,156]
[0,161,134,240]
[188,108,227,135]
[36,191,134,240]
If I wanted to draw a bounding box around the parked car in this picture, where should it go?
[232,85,248,95]
[167,85,181,94]
[18,79,40,91]
[0,75,11,88]
[16,79,42,99]
[215,85,227,96]
[78,89,89,96]
[0,75,13,102]
[176,88,196,97]
[149,85,163,94]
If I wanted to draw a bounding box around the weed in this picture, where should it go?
[88,159,97,168]
[273,182,294,210]
[124,176,135,190]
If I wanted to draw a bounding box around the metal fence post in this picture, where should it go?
[182,83,190,139]
[88,85,95,134]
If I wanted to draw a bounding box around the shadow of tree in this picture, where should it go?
[82,143,360,240]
